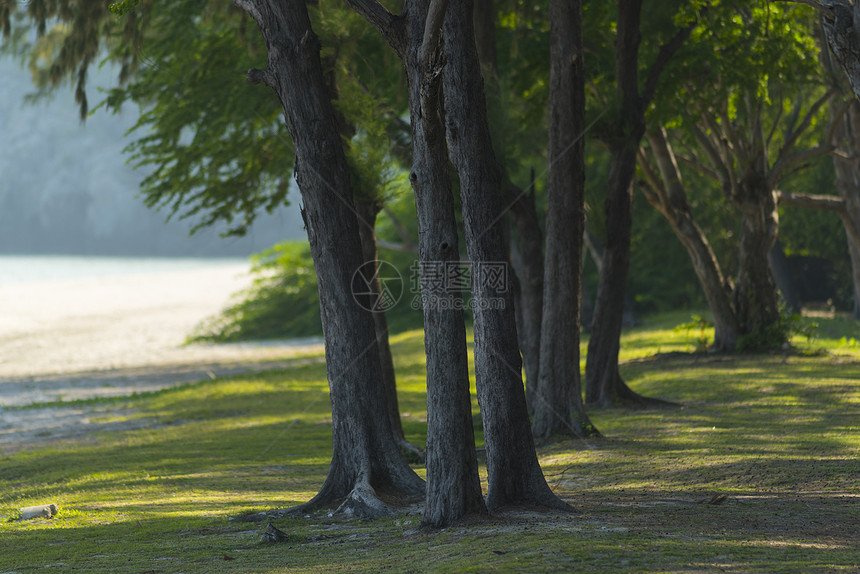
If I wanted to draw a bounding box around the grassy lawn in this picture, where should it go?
[1,312,858,573]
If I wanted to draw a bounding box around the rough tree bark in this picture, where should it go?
[831,99,860,317]
[233,0,423,519]
[442,0,570,512]
[638,128,740,352]
[345,0,486,527]
[472,0,545,412]
[354,199,424,460]
[506,184,545,412]
[531,0,599,439]
[586,0,690,407]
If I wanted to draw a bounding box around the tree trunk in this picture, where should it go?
[833,100,860,319]
[403,0,486,527]
[732,179,781,349]
[586,0,687,406]
[531,0,597,440]
[234,0,423,519]
[354,199,424,461]
[585,144,644,407]
[442,0,569,512]
[472,1,545,412]
[849,240,860,318]
[641,128,739,352]
[506,181,545,413]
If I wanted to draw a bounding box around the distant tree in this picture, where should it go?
[530,0,598,439]
[585,0,693,408]
[641,3,841,351]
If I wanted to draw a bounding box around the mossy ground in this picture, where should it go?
[1,312,857,573]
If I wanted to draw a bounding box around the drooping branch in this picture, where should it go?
[342,0,406,56]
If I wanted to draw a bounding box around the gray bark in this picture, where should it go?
[355,200,424,460]
[442,0,570,512]
[233,0,423,518]
[344,0,486,527]
[531,0,597,440]
[402,0,487,527]
[732,177,782,348]
[472,2,545,413]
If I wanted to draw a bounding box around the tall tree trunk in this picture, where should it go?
[345,0,486,528]
[506,188,544,412]
[406,0,486,527]
[233,0,424,518]
[849,240,860,318]
[442,0,569,512]
[585,0,688,406]
[472,0,545,412]
[531,0,597,440]
[833,101,860,319]
[732,180,781,349]
[354,199,424,460]
[640,128,739,352]
[585,144,644,406]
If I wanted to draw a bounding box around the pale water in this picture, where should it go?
[0,255,248,286]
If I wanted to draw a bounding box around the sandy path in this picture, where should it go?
[0,261,324,454]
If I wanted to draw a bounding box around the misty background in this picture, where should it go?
[0,55,306,257]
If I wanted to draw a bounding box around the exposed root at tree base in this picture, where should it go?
[229,481,423,523]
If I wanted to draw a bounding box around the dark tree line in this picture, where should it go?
[3,0,859,527]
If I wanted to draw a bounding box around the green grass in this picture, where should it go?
[1,314,858,573]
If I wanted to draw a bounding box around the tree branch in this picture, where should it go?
[636,146,666,213]
[641,20,695,107]
[343,0,406,57]
[778,88,836,159]
[676,151,721,181]
[777,189,847,213]
[418,0,449,134]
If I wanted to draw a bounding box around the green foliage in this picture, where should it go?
[188,242,322,342]
[99,3,293,236]
[737,304,818,353]
[675,314,714,352]
[189,239,426,343]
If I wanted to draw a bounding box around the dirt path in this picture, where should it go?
[0,261,325,455]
